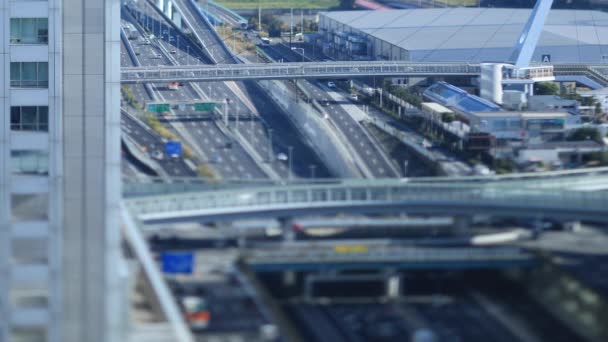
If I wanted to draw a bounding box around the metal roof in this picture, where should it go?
[321,8,608,63]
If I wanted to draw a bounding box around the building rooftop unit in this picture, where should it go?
[320,8,608,63]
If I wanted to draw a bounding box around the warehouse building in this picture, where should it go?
[319,7,608,64]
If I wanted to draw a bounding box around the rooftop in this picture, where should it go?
[321,8,608,63]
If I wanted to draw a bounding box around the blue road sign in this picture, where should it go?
[165,141,182,157]
[161,252,194,274]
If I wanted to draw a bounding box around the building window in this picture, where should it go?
[10,62,48,88]
[11,150,49,175]
[10,18,48,44]
[12,194,48,222]
[11,106,48,131]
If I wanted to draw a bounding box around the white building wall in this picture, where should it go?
[0,0,121,340]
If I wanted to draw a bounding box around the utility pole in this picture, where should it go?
[258,1,262,31]
[290,7,293,48]
[301,9,304,37]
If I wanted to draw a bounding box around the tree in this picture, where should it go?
[339,0,355,9]
[567,127,602,143]
[534,82,560,96]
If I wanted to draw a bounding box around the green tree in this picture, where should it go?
[534,82,560,95]
[567,127,602,143]
[339,0,355,9]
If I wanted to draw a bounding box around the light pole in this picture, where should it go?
[309,164,316,179]
[288,146,294,179]
[291,47,305,62]
[224,98,230,127]
[235,102,240,134]
[267,129,274,162]
[186,45,190,65]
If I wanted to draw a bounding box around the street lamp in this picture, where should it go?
[291,47,305,62]
[288,146,294,179]
[309,164,316,179]
[267,128,274,162]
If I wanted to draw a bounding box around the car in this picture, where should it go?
[327,81,336,88]
[349,94,359,101]
[152,54,162,59]
[169,36,175,42]
[162,29,169,35]
[151,150,163,160]
[170,49,177,54]
[134,49,141,56]
[276,153,288,161]
[142,39,151,45]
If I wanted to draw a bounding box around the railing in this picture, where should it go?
[125,181,608,223]
[120,61,482,83]
[122,166,608,197]
[511,65,554,79]
[245,244,531,264]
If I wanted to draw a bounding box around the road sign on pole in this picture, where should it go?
[161,252,194,274]
[165,141,182,157]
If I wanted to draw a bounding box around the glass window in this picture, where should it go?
[10,106,49,131]
[11,150,49,175]
[10,18,48,44]
[10,62,48,88]
[12,193,49,222]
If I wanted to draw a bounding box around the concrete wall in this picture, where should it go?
[61,0,122,340]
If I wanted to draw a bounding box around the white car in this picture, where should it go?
[327,81,336,88]
[349,94,359,101]
[151,151,163,160]
[276,153,288,161]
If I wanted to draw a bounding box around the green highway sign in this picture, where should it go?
[148,103,171,113]
[194,103,216,111]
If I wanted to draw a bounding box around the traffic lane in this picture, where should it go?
[126,12,269,179]
[178,117,267,179]
[122,113,196,176]
[300,80,397,178]
[137,0,301,178]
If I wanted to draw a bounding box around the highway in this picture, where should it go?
[122,7,269,179]
[260,43,400,178]
[137,0,330,178]
[275,42,473,176]
[122,110,196,177]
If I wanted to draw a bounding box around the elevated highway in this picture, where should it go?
[124,174,608,225]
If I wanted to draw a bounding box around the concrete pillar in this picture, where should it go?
[166,0,173,20]
[279,217,296,242]
[283,271,296,287]
[563,221,582,232]
[173,10,182,28]
[386,275,401,299]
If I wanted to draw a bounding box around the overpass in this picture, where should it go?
[120,61,483,83]
[124,177,608,225]
[120,61,608,88]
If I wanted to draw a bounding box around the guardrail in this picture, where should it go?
[122,166,608,197]
[125,180,608,224]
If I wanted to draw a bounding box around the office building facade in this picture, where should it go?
[0,0,121,341]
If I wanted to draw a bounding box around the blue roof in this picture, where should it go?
[424,82,502,115]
